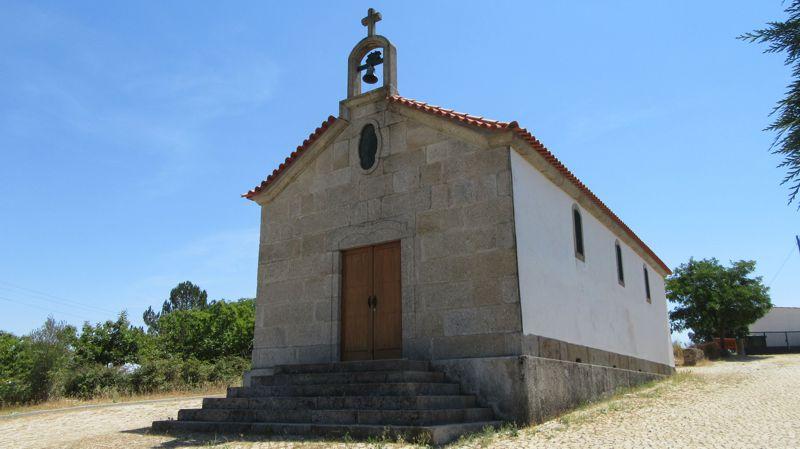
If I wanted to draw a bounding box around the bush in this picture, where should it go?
[64,364,129,399]
[180,358,213,387]
[129,356,249,395]
[209,356,251,383]
[130,359,181,394]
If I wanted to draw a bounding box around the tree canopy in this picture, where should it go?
[740,1,800,206]
[143,280,209,331]
[667,258,772,345]
[75,312,146,366]
[157,298,255,360]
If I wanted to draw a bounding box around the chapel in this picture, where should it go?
[154,9,674,443]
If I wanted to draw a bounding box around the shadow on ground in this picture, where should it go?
[717,355,772,363]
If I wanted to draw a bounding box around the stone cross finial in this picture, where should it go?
[361,8,382,37]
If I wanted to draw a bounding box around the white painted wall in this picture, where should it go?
[750,307,800,347]
[510,150,673,366]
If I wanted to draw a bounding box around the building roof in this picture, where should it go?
[243,95,671,274]
[242,115,339,200]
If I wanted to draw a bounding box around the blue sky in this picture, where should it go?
[1,1,797,337]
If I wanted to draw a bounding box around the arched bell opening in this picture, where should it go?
[347,35,397,99]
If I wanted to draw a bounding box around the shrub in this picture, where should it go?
[209,356,251,383]
[129,356,248,394]
[180,358,213,387]
[130,359,181,394]
[63,364,129,399]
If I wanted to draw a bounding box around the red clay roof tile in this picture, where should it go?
[242,115,337,199]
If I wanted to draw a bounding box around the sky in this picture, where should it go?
[0,1,798,338]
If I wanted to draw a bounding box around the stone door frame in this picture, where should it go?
[328,220,415,361]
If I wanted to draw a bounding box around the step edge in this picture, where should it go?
[185,407,493,414]
[232,381,459,389]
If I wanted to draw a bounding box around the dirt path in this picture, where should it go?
[1,354,798,448]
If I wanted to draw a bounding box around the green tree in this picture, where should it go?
[26,317,77,402]
[142,306,159,332]
[667,259,772,349]
[142,281,208,333]
[740,2,800,205]
[0,331,33,405]
[162,281,208,314]
[157,298,254,360]
[75,311,148,366]
[143,281,209,333]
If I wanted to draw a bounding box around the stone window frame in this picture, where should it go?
[643,264,652,303]
[572,204,585,262]
[357,118,383,175]
[615,240,625,287]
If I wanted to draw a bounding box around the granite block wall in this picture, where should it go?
[251,96,522,368]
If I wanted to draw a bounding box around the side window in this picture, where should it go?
[643,265,651,303]
[573,206,585,261]
[615,241,625,286]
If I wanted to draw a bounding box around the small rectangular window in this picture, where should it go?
[615,242,625,286]
[573,208,584,261]
[643,266,651,303]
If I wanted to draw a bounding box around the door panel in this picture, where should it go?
[372,241,402,359]
[340,241,402,361]
[341,246,373,361]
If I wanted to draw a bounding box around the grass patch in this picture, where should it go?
[444,422,520,448]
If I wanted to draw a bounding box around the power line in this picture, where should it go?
[0,285,115,316]
[0,280,117,315]
[0,295,88,321]
[768,241,798,287]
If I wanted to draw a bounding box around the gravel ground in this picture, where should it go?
[1,354,798,449]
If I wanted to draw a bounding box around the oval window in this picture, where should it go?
[358,124,378,170]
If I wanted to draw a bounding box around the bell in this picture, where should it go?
[362,66,378,84]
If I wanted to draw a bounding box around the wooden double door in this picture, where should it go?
[340,241,402,361]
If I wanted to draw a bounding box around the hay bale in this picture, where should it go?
[683,348,705,366]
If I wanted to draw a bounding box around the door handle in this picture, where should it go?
[366,295,378,310]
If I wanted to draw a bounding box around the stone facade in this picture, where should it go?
[251,88,521,368]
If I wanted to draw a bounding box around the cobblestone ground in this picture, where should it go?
[1,354,798,449]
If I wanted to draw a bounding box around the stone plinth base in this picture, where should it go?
[433,355,665,424]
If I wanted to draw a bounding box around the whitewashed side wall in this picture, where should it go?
[750,308,800,347]
[510,150,673,366]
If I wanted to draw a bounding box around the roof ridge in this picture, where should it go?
[387,95,511,130]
